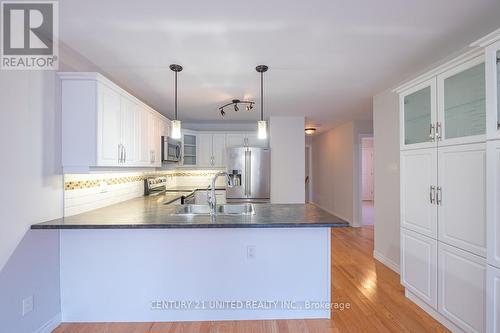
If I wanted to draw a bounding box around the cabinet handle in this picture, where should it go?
[429,185,435,204]
[436,122,442,141]
[429,124,435,142]
[436,186,442,205]
[497,121,500,130]
[124,146,127,163]
[118,144,121,163]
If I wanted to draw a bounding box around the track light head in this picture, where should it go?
[234,104,239,112]
[220,108,225,117]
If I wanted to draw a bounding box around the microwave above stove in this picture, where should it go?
[162,136,182,163]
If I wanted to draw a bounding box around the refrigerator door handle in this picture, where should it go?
[244,150,249,196]
[247,150,251,196]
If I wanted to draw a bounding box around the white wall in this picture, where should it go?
[373,90,401,272]
[310,120,373,225]
[269,117,305,204]
[0,43,102,332]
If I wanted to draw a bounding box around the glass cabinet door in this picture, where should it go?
[497,50,500,127]
[401,78,436,150]
[439,57,486,144]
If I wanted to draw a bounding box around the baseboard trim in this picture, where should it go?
[373,250,400,273]
[310,202,352,226]
[35,313,61,333]
[405,290,464,333]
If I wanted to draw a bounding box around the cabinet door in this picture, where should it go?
[152,115,164,167]
[438,143,486,257]
[138,107,151,166]
[437,56,486,146]
[400,79,437,150]
[246,132,268,148]
[226,133,247,148]
[438,242,486,333]
[197,133,212,167]
[400,148,438,238]
[401,228,437,309]
[97,83,122,166]
[486,41,500,140]
[488,140,500,268]
[487,265,500,333]
[212,134,227,167]
[120,96,139,166]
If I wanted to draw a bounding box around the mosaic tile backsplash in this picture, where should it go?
[63,169,225,216]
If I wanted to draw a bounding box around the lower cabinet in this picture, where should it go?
[487,265,500,333]
[438,242,486,333]
[401,228,438,309]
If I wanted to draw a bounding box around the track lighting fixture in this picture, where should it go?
[218,99,254,117]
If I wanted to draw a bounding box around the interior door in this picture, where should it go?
[248,148,270,199]
[438,143,486,257]
[97,83,122,166]
[400,148,438,238]
[362,147,374,200]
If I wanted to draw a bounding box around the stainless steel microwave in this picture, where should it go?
[161,136,182,163]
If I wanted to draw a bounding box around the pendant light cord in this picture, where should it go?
[174,71,178,121]
[260,71,263,121]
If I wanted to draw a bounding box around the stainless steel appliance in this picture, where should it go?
[226,147,270,201]
[162,136,182,163]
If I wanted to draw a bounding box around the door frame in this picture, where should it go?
[305,144,313,203]
[356,134,374,227]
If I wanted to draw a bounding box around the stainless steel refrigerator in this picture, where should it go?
[226,147,270,202]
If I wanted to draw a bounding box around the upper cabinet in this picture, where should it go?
[437,56,486,146]
[400,78,437,150]
[486,40,500,140]
[182,131,197,166]
[400,55,486,150]
[196,133,227,167]
[226,132,268,148]
[60,73,167,172]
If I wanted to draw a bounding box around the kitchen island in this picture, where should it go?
[32,194,348,322]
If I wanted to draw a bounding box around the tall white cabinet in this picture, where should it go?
[398,49,489,332]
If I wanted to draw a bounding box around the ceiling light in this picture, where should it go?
[305,127,317,135]
[169,64,183,139]
[256,65,269,140]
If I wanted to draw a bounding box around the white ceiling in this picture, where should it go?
[59,0,500,130]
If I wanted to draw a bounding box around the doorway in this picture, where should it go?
[361,137,374,225]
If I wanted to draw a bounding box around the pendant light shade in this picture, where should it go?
[257,120,267,139]
[256,65,268,140]
[170,64,183,139]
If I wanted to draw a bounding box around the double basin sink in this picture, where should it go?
[172,203,255,216]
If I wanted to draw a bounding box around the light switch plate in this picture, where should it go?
[22,296,33,316]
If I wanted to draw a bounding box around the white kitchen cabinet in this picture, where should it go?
[196,133,227,167]
[401,228,438,309]
[486,41,500,140]
[400,148,438,238]
[226,132,268,148]
[182,131,198,166]
[438,242,486,333]
[438,143,487,257]
[488,140,500,268]
[437,55,486,147]
[487,265,500,333]
[60,72,168,172]
[400,79,438,151]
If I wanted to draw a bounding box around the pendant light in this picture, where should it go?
[170,64,183,139]
[256,65,268,140]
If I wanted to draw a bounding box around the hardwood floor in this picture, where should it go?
[53,227,449,333]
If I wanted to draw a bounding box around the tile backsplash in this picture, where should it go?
[63,169,225,216]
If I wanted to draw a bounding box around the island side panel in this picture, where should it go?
[60,227,331,322]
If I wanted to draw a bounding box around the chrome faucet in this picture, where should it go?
[207,171,237,215]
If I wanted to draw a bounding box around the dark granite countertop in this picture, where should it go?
[31,192,349,229]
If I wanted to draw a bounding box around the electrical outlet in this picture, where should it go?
[22,296,33,316]
[99,181,108,193]
[247,245,256,259]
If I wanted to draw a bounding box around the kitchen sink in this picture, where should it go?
[173,204,255,216]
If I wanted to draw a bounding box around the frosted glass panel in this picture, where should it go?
[444,63,485,139]
[184,156,196,165]
[184,134,196,145]
[497,51,500,124]
[184,145,196,156]
[404,87,431,145]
